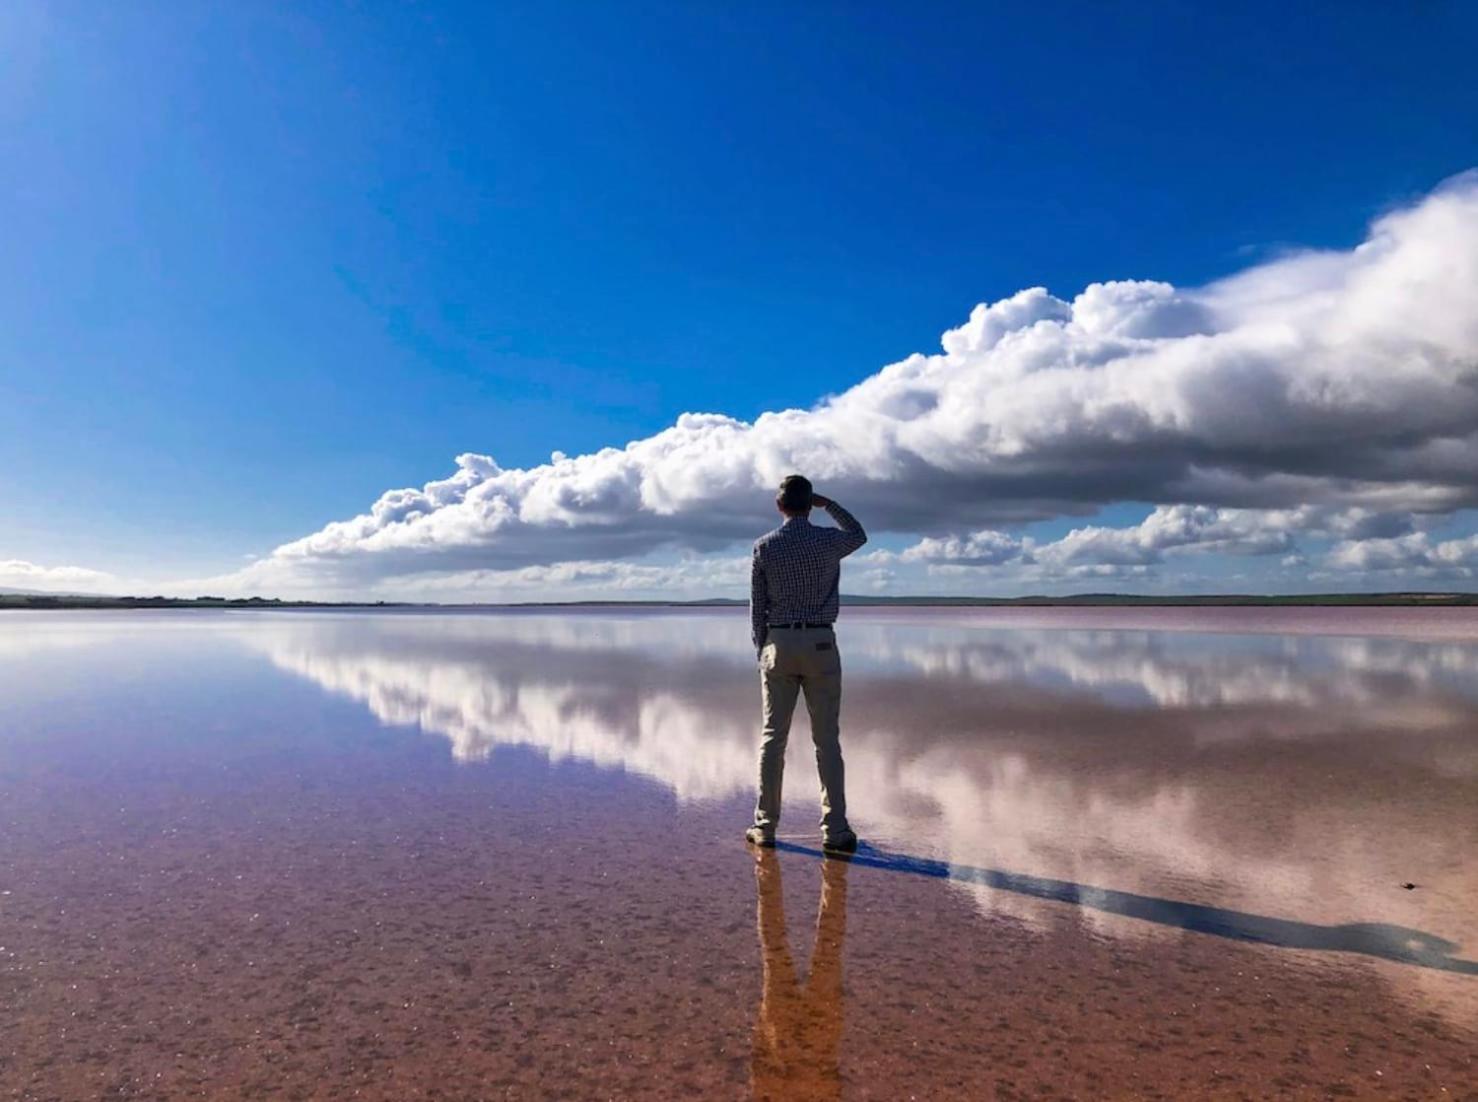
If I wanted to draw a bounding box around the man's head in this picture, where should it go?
[776,474,813,517]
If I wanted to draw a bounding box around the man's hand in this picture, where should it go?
[811,493,832,508]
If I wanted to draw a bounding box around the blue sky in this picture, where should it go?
[4,2,1478,598]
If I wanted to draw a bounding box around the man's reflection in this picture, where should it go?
[751,851,848,1101]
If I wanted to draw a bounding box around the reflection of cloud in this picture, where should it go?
[0,611,143,659]
[251,612,1478,782]
[254,609,1478,715]
[891,628,1478,718]
[261,625,1280,918]
[266,644,755,799]
[244,611,1478,994]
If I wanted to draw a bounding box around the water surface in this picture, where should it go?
[2,607,1475,1098]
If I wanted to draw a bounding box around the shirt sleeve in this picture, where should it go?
[823,500,868,557]
[750,543,769,654]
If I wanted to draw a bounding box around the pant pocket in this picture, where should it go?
[820,640,841,674]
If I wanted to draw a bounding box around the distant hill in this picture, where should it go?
[835,592,1478,607]
[0,586,120,598]
[4,591,1477,610]
[0,593,407,610]
[493,592,1478,607]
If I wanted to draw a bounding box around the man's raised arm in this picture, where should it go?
[813,495,867,557]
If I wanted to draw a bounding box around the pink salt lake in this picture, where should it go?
[1,607,1475,1099]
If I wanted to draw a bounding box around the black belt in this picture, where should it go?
[770,622,832,630]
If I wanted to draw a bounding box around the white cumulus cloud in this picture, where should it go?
[1326,532,1478,578]
[199,172,1478,595]
[0,559,122,594]
[887,504,1418,581]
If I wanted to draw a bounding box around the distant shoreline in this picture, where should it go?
[4,592,1477,611]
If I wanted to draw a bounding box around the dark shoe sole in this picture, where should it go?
[822,835,858,854]
[745,830,776,848]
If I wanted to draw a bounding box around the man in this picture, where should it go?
[746,474,867,853]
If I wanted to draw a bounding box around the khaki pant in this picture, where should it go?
[754,626,849,838]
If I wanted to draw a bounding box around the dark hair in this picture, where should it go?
[776,474,813,514]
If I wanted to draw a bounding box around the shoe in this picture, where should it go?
[745,826,776,848]
[821,829,858,854]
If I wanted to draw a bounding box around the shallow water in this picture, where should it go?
[2,607,1475,1099]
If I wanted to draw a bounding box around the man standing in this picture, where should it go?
[746,474,867,853]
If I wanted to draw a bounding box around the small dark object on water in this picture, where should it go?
[1401,882,1417,890]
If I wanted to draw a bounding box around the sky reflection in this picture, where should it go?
[198,608,1476,966]
[5,608,1476,1014]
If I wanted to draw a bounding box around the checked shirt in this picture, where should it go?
[750,501,868,655]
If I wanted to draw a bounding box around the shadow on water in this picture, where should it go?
[777,842,1478,976]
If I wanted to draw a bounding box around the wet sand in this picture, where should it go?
[2,608,1475,1099]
